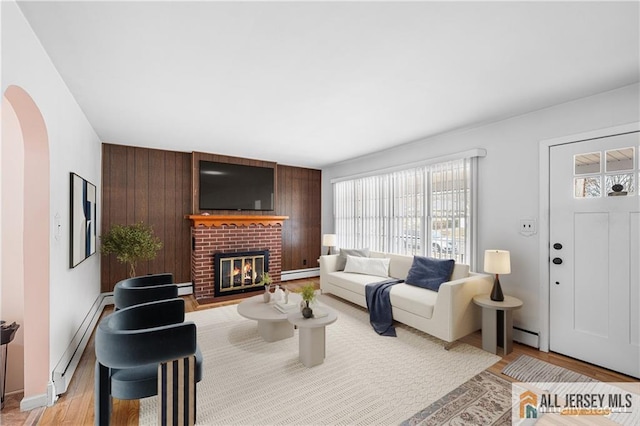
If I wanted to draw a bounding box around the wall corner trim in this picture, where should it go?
[20,392,49,411]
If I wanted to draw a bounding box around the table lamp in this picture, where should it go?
[484,249,510,302]
[322,234,337,255]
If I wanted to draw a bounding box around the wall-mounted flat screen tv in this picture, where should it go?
[199,160,275,211]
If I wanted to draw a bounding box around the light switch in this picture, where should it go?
[54,212,62,241]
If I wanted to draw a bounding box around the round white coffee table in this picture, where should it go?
[287,307,338,367]
[237,293,302,342]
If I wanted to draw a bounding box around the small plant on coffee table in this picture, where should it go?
[260,272,273,303]
[301,284,316,318]
[260,272,273,289]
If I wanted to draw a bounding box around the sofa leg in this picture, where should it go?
[444,341,457,351]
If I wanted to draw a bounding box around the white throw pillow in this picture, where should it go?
[343,255,390,278]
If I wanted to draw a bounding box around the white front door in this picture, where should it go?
[550,132,639,378]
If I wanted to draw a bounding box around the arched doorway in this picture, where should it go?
[1,85,51,408]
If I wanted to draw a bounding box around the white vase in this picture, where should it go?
[272,285,284,303]
[263,285,271,303]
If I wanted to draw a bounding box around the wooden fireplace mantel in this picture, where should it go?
[186,214,289,227]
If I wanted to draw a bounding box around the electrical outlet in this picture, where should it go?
[519,218,536,236]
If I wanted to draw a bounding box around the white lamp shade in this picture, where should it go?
[322,234,337,247]
[484,250,511,274]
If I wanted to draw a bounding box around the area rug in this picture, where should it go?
[139,294,500,425]
[503,355,640,426]
[400,371,512,425]
[502,354,595,384]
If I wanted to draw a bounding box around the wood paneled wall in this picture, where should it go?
[277,165,321,271]
[101,145,321,292]
[101,144,192,292]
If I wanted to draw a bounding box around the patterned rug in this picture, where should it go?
[502,355,640,426]
[402,355,640,426]
[139,294,500,425]
[401,371,512,425]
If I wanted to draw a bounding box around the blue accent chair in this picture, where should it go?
[114,273,177,310]
[94,298,203,425]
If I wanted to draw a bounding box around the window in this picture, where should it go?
[333,151,482,267]
[574,147,636,198]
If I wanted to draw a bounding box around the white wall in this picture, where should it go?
[321,83,640,338]
[1,0,102,387]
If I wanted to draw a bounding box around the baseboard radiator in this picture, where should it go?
[281,267,319,281]
[52,293,113,397]
[513,327,539,348]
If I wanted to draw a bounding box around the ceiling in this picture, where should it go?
[16,1,640,169]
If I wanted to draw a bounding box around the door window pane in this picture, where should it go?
[605,147,634,172]
[606,174,635,196]
[575,152,601,175]
[574,177,601,198]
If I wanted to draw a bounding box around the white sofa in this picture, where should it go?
[319,251,492,344]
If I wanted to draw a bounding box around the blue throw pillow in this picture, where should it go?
[405,256,455,291]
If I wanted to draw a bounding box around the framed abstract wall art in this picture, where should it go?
[70,172,97,267]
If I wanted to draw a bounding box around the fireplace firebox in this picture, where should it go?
[213,250,269,298]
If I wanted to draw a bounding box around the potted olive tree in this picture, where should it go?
[101,222,163,277]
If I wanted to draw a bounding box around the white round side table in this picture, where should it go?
[287,308,337,367]
[473,294,523,355]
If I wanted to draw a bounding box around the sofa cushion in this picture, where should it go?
[450,263,470,281]
[326,271,384,296]
[370,251,414,280]
[405,256,455,291]
[336,248,370,270]
[389,284,437,319]
[344,255,390,278]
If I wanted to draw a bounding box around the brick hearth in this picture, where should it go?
[187,215,288,301]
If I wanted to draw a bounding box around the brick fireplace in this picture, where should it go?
[187,215,288,302]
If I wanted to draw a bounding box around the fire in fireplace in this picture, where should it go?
[213,250,269,297]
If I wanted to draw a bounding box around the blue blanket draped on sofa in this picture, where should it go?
[365,279,404,336]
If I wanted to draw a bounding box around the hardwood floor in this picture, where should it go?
[2,277,635,425]
[458,331,635,384]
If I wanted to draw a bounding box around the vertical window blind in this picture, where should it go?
[333,155,479,267]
